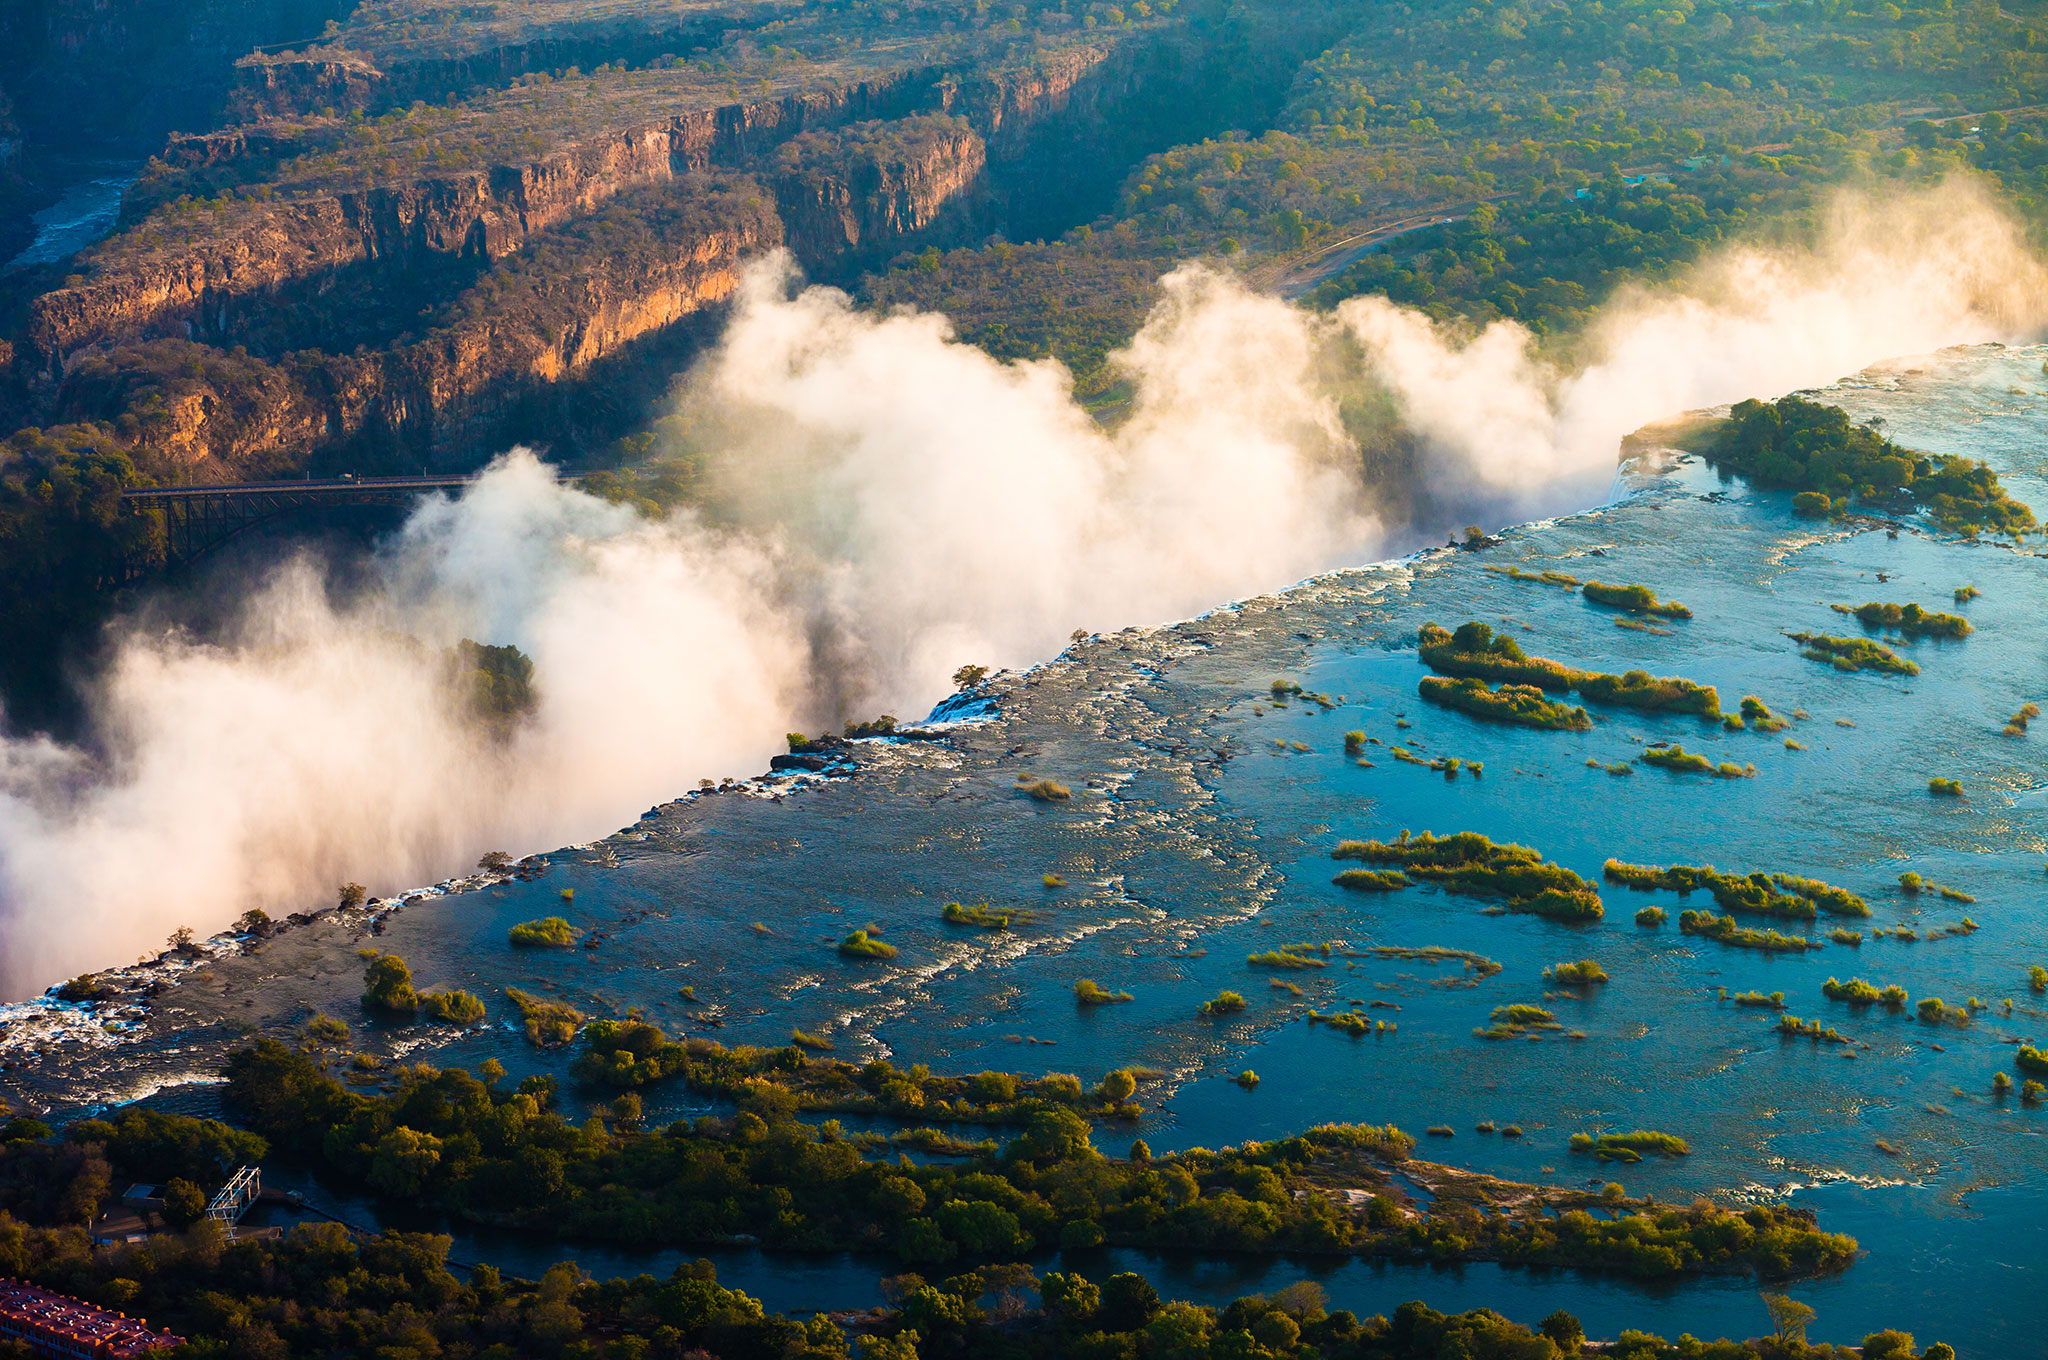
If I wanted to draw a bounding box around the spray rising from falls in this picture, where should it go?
[0,182,2040,996]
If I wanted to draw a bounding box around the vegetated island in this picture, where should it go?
[1334,831,1603,922]
[508,915,579,947]
[1581,581,1692,618]
[1418,622,1721,719]
[1638,745,1754,779]
[217,1038,1858,1283]
[1833,601,1972,640]
[1708,395,2038,537]
[1603,862,1869,920]
[944,902,1032,930]
[0,1091,1908,1360]
[1678,911,1817,953]
[1570,1130,1690,1163]
[839,929,899,959]
[1790,632,1919,677]
[1417,675,1593,730]
[1484,564,1583,588]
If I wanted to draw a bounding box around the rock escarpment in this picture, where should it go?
[6,4,1305,485]
[771,115,991,271]
[23,70,941,373]
[55,177,781,477]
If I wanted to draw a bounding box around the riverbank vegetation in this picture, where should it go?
[360,954,420,1015]
[1359,945,1503,982]
[1333,831,1603,922]
[1710,397,2037,537]
[1417,676,1592,730]
[0,1102,1902,1360]
[217,1040,1856,1281]
[1777,1014,1853,1045]
[1249,948,1329,971]
[500,988,582,1047]
[1333,868,1412,892]
[1417,623,1721,719]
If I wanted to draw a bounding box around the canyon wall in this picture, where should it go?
[771,116,992,272]
[22,69,947,374]
[16,13,1317,482]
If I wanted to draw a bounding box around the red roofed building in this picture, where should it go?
[0,1280,181,1358]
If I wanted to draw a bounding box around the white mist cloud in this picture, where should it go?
[683,260,1377,703]
[1337,179,2048,515]
[0,181,2039,996]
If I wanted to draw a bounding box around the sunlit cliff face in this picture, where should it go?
[0,178,2040,996]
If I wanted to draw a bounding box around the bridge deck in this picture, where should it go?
[122,475,481,501]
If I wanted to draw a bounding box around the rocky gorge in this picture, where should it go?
[3,0,1329,480]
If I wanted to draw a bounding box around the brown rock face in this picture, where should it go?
[23,70,938,375]
[19,17,1272,482]
[53,176,783,476]
[772,116,991,271]
[320,180,786,467]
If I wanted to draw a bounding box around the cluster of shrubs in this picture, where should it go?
[1602,862,1866,920]
[1822,978,1910,1009]
[1332,830,1603,922]
[508,915,579,947]
[1416,675,1592,730]
[1842,601,1972,639]
[944,902,1031,929]
[1636,745,1752,777]
[219,1041,1857,1282]
[358,953,485,1025]
[1582,581,1692,618]
[1569,1130,1689,1163]
[1678,911,1815,953]
[1417,622,1721,718]
[1711,395,2037,537]
[1791,632,1919,676]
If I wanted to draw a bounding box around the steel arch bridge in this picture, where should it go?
[119,475,483,577]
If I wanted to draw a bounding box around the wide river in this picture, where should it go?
[7,344,2047,1354]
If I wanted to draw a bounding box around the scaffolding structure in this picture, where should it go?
[205,1165,261,1235]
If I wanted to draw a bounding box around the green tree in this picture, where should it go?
[361,953,419,1014]
[162,1177,208,1228]
[1763,1293,1817,1346]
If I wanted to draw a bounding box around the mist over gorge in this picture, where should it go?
[0,180,2038,997]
